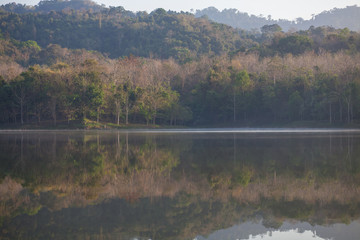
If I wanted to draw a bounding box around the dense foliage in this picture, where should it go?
[0,1,360,127]
[1,48,360,127]
[0,6,249,60]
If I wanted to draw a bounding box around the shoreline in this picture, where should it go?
[0,121,359,131]
[1,127,360,134]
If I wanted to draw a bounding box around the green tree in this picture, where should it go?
[261,24,282,35]
[10,71,34,124]
[74,64,104,122]
[111,83,126,125]
[140,86,178,125]
[288,91,304,120]
[276,35,313,55]
[110,82,138,125]
[231,70,252,122]
[0,77,13,123]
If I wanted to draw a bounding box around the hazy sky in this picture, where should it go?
[1,0,359,20]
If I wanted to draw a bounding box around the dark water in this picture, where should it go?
[1,129,360,240]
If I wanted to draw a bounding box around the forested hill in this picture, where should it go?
[0,5,253,60]
[1,3,360,62]
[195,5,360,31]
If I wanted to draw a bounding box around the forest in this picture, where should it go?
[1,0,360,127]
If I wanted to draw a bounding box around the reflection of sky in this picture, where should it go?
[247,230,326,240]
[197,220,360,240]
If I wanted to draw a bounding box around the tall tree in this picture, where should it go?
[231,70,252,122]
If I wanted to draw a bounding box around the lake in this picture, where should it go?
[1,129,360,240]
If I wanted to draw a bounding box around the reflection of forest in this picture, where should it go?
[1,131,360,239]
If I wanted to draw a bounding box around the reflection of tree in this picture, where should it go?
[1,132,360,239]
[1,132,360,205]
[0,132,181,216]
[1,191,360,240]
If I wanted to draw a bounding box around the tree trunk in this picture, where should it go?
[347,99,351,124]
[115,100,120,125]
[97,106,100,123]
[125,104,129,125]
[36,105,41,124]
[20,97,24,125]
[339,99,343,122]
[12,109,16,123]
[329,103,332,124]
[233,90,236,123]
[52,98,57,126]
[153,105,157,125]
[117,111,120,125]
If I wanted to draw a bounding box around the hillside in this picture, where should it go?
[195,5,360,31]
[0,5,254,60]
[1,4,359,62]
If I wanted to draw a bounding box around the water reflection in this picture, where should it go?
[197,220,360,240]
[0,130,360,239]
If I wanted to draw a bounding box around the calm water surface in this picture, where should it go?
[1,129,360,240]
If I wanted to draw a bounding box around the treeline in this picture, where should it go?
[1,46,360,126]
[0,56,191,126]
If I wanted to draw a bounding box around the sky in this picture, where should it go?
[0,0,359,20]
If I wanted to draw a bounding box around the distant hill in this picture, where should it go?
[2,1,359,32]
[195,5,360,32]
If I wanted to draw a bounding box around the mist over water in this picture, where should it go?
[114,128,360,133]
